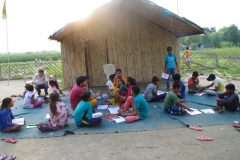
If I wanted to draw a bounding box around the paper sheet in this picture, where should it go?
[92,112,103,118]
[97,105,108,110]
[45,114,50,119]
[113,116,125,123]
[200,109,215,114]
[12,118,24,125]
[194,93,206,96]
[102,94,108,99]
[108,107,119,114]
[208,86,215,90]
[157,90,165,96]
[161,73,169,79]
[186,108,203,115]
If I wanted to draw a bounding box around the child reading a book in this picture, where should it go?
[173,74,186,99]
[74,92,102,127]
[118,86,148,123]
[214,84,239,114]
[38,92,73,131]
[188,71,208,93]
[23,85,44,108]
[0,98,21,132]
[145,76,166,102]
[164,82,193,115]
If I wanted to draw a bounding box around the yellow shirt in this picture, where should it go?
[214,77,225,93]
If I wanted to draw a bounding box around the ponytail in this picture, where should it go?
[127,77,137,86]
[49,80,62,94]
[49,92,59,115]
[1,98,12,111]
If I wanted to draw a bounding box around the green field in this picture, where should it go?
[189,47,240,57]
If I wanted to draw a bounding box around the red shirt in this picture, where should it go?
[70,85,85,110]
[126,85,133,99]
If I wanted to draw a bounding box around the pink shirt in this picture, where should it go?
[126,85,133,99]
[49,101,73,127]
[70,85,85,110]
[188,77,199,89]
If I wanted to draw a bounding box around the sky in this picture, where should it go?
[0,0,239,53]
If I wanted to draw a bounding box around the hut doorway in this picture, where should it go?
[85,39,107,86]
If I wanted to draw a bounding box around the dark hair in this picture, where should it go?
[167,46,172,51]
[192,71,199,77]
[27,85,34,91]
[116,68,122,73]
[38,69,44,73]
[0,97,12,111]
[152,76,159,83]
[109,74,115,80]
[76,76,87,86]
[131,86,140,95]
[49,80,62,94]
[173,74,181,81]
[225,84,235,91]
[116,77,125,85]
[49,92,59,115]
[173,82,181,89]
[127,77,136,85]
[81,92,91,101]
[25,83,30,89]
[85,75,90,79]
[186,47,189,50]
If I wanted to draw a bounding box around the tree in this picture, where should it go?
[185,35,202,45]
[219,24,239,45]
[210,32,221,48]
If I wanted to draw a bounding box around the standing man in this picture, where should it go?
[182,47,190,69]
[164,46,179,91]
[32,69,49,96]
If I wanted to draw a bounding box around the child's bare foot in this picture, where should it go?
[213,107,219,110]
[219,110,224,114]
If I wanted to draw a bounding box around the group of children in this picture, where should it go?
[0,46,239,133]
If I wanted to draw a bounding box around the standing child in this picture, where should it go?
[23,85,44,108]
[118,86,148,123]
[182,47,190,69]
[164,82,193,115]
[74,92,102,127]
[38,92,73,131]
[0,98,21,132]
[164,46,179,91]
[173,74,186,99]
[188,71,208,93]
[214,84,239,114]
[145,76,167,102]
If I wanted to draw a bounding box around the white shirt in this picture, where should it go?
[23,91,34,108]
[106,80,114,90]
[32,73,49,84]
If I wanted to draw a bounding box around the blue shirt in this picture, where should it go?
[164,54,177,68]
[134,94,148,119]
[73,101,93,126]
[0,108,14,130]
[179,80,186,98]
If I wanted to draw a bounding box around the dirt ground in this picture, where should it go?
[0,76,240,160]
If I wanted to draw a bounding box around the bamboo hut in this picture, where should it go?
[49,0,204,89]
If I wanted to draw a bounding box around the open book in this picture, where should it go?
[108,107,119,114]
[161,73,169,79]
[12,118,24,125]
[186,108,202,116]
[200,109,215,114]
[157,90,165,96]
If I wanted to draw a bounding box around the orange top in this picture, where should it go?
[185,50,190,58]
[113,75,127,86]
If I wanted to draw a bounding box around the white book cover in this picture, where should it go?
[97,105,108,110]
[12,118,24,125]
[161,73,169,79]
[186,108,203,116]
[108,107,119,114]
[200,109,215,114]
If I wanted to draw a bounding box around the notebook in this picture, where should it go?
[161,73,169,79]
[12,118,24,125]
[200,109,215,114]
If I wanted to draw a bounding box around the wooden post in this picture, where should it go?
[216,53,219,67]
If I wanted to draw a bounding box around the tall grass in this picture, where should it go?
[193,47,240,57]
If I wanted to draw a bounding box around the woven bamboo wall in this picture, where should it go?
[61,8,179,88]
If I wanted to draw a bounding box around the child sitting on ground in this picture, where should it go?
[74,92,102,127]
[23,85,44,108]
[188,71,209,93]
[118,86,148,123]
[145,76,167,102]
[44,80,62,102]
[38,92,73,131]
[23,83,30,99]
[0,98,21,132]
[106,74,115,93]
[164,82,193,115]
[214,84,239,114]
[173,74,186,99]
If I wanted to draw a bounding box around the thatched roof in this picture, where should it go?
[49,0,204,41]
